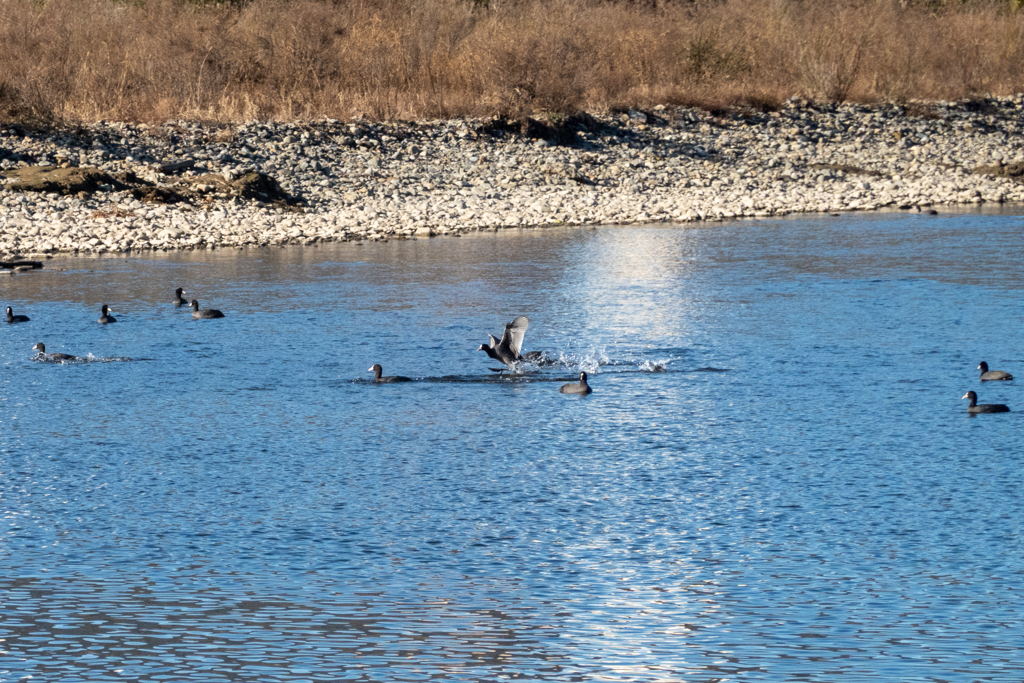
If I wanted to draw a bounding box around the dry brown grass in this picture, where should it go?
[1,0,1023,124]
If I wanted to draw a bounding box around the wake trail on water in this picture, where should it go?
[344,345,725,384]
[32,354,137,364]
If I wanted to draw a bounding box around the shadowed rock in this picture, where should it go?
[179,171,302,208]
[974,162,1024,178]
[1,164,299,208]
[131,185,187,204]
[2,166,129,195]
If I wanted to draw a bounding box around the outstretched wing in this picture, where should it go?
[487,334,501,349]
[499,315,530,358]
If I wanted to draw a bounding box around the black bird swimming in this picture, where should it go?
[478,315,531,370]
[173,288,188,307]
[32,343,80,362]
[559,371,593,395]
[190,300,225,319]
[98,304,117,324]
[978,361,1013,381]
[6,306,29,323]
[368,364,412,383]
[962,391,1010,413]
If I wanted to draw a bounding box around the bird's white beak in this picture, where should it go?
[962,393,970,399]
[368,366,374,372]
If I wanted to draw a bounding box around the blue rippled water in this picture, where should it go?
[2,208,1024,681]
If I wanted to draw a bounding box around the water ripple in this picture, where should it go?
[3,210,1024,680]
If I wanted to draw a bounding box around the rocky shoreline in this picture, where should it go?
[2,96,1024,258]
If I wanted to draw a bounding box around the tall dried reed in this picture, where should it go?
[1,0,1023,123]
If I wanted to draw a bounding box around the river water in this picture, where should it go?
[2,208,1023,681]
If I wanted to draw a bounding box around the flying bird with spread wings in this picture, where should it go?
[477,315,540,372]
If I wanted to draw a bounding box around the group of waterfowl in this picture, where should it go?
[963,361,1013,414]
[8,288,226,362]
[369,314,592,394]
[14,294,1013,406]
[11,297,591,393]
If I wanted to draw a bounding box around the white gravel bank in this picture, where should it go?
[2,96,1023,258]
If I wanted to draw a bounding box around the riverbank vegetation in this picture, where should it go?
[1,0,1023,123]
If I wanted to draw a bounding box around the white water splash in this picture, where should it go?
[544,346,611,374]
[637,358,670,372]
